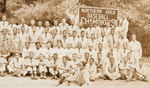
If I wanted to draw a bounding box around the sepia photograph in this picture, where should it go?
[0,0,150,88]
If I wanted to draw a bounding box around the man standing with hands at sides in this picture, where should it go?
[51,20,59,33]
[28,19,40,45]
[19,18,28,32]
[129,34,142,65]
[37,21,44,35]
[0,15,9,30]
[59,19,69,34]
[120,13,129,39]
[44,21,51,34]
[65,6,78,26]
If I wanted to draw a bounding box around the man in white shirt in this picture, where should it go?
[120,42,130,61]
[76,42,85,59]
[65,6,78,26]
[18,18,29,32]
[51,20,59,33]
[44,21,51,33]
[59,19,69,33]
[78,30,88,49]
[28,19,40,44]
[43,41,53,59]
[97,30,108,49]
[104,52,121,80]
[40,27,52,47]
[70,30,78,48]
[88,33,97,50]
[10,28,23,53]
[7,53,24,77]
[53,40,65,59]
[83,58,97,85]
[129,34,142,65]
[0,29,11,52]
[120,13,129,39]
[68,23,79,36]
[37,21,44,35]
[0,15,9,30]
[19,26,30,46]
[32,42,43,58]
[22,42,31,59]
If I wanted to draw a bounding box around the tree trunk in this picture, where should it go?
[2,0,6,13]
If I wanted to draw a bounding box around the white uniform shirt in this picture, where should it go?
[32,47,43,58]
[0,21,9,30]
[22,47,31,59]
[129,40,142,61]
[43,48,52,59]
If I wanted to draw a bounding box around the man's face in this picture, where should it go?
[120,31,124,38]
[29,52,34,58]
[53,53,58,60]
[21,19,25,24]
[127,53,132,58]
[38,21,42,26]
[101,31,105,37]
[16,53,20,58]
[25,42,30,48]
[132,34,136,41]
[78,42,82,48]
[47,42,51,48]
[89,46,93,50]
[85,53,89,59]
[21,26,25,32]
[81,31,85,37]
[2,15,6,21]
[91,34,95,39]
[13,28,17,34]
[89,58,94,65]
[122,13,126,19]
[106,23,110,27]
[78,64,84,70]
[63,57,67,64]
[72,31,76,37]
[73,10,77,15]
[39,54,44,59]
[36,43,41,48]
[123,42,128,49]
[57,41,62,48]
[54,29,57,34]
[111,29,115,35]
[63,30,67,36]
[62,19,66,23]
[31,20,35,25]
[97,52,102,59]
[67,43,71,48]
[2,29,7,35]
[45,21,50,27]
[108,53,113,58]
[72,54,77,60]
[54,21,58,26]
[110,45,114,51]
[98,43,103,50]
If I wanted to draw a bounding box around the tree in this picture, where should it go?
[1,0,6,13]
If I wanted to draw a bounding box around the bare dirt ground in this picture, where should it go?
[0,62,150,88]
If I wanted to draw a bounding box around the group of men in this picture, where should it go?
[0,13,148,86]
